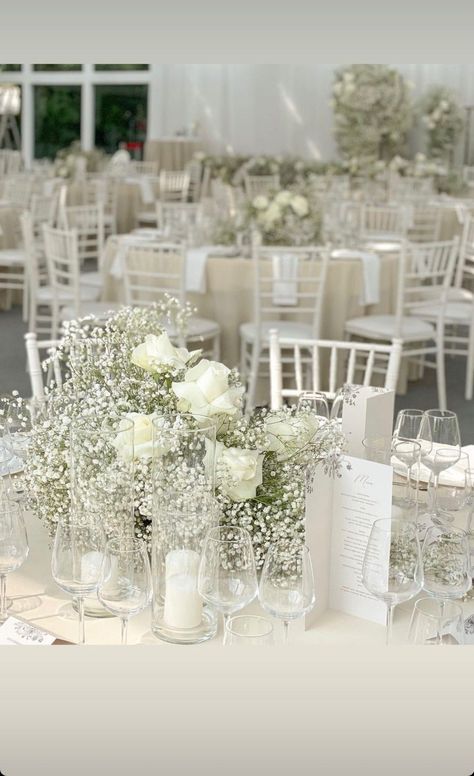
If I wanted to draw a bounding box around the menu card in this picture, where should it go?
[341,385,395,458]
[305,455,393,627]
[0,616,57,646]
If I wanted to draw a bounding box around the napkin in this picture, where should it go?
[139,176,155,204]
[331,249,380,306]
[185,245,237,294]
[272,253,298,306]
[393,444,474,487]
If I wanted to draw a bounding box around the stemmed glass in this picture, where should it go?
[427,452,472,525]
[198,526,258,643]
[408,598,465,645]
[392,409,425,505]
[259,542,315,644]
[391,440,421,510]
[296,392,329,421]
[98,538,152,645]
[0,502,29,622]
[362,518,423,645]
[51,516,106,645]
[3,397,47,502]
[224,615,274,646]
[417,410,461,525]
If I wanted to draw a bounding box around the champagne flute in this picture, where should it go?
[98,538,152,645]
[51,516,106,645]
[198,526,258,643]
[0,502,29,622]
[408,598,465,645]
[417,410,461,525]
[362,518,423,645]
[259,542,315,644]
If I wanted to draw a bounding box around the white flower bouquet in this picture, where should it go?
[54,141,105,179]
[245,188,322,246]
[419,86,465,161]
[24,303,344,568]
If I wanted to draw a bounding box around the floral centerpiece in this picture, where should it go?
[331,64,413,163]
[54,141,106,179]
[419,86,465,161]
[245,188,321,246]
[24,303,344,568]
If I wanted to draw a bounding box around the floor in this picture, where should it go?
[1,304,473,442]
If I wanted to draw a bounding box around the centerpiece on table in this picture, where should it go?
[24,301,344,576]
[244,188,322,246]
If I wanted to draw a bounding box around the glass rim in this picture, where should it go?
[433,447,466,459]
[153,413,217,435]
[423,409,458,419]
[397,408,424,416]
[225,614,273,637]
[412,597,463,620]
[105,537,146,553]
[205,525,251,544]
[392,439,421,450]
[72,415,135,435]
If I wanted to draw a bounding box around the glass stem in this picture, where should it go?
[121,617,128,646]
[437,599,446,646]
[77,595,85,645]
[222,613,230,644]
[282,620,289,645]
[0,575,7,622]
[406,465,411,504]
[432,473,440,515]
[386,604,394,646]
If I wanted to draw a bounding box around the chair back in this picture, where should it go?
[244,174,280,199]
[408,206,441,242]
[252,237,329,339]
[43,224,81,315]
[359,203,410,241]
[269,330,402,409]
[4,175,33,208]
[454,214,474,288]
[20,211,48,295]
[159,170,190,202]
[130,161,159,177]
[24,332,63,399]
[156,202,202,241]
[122,242,186,308]
[395,238,460,335]
[61,204,105,264]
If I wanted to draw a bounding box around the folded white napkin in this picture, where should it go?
[393,444,474,487]
[331,249,380,306]
[139,177,155,204]
[185,245,237,294]
[272,253,298,306]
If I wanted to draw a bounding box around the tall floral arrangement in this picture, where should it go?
[419,86,465,161]
[331,64,413,163]
[245,188,321,246]
[54,141,106,179]
[24,304,344,569]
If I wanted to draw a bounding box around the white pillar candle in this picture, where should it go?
[163,549,202,629]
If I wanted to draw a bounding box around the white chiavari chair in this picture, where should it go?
[268,330,402,410]
[122,241,221,359]
[135,175,161,227]
[449,213,474,302]
[0,225,27,319]
[155,202,202,242]
[24,332,63,399]
[43,224,120,338]
[359,203,411,244]
[244,174,280,199]
[159,170,190,203]
[60,204,104,291]
[345,238,460,410]
[2,175,34,209]
[407,205,442,243]
[240,236,330,412]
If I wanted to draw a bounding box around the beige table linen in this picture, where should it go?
[144,138,202,170]
[0,206,21,310]
[66,180,142,234]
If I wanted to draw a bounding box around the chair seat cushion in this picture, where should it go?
[37,285,99,303]
[345,314,435,341]
[0,249,26,267]
[447,287,473,302]
[60,301,123,321]
[240,321,314,343]
[410,302,473,324]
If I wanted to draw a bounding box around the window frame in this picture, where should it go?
[0,64,156,165]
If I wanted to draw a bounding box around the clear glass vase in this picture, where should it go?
[151,416,219,644]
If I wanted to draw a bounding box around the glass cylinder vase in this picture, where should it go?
[69,415,135,617]
[151,416,218,644]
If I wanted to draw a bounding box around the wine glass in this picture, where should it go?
[362,518,423,645]
[408,598,465,645]
[417,410,461,525]
[98,538,152,645]
[362,436,392,465]
[427,451,471,525]
[51,516,106,645]
[259,541,315,644]
[4,397,47,502]
[224,614,274,646]
[391,440,421,510]
[421,524,472,601]
[0,502,29,622]
[296,392,329,421]
[198,526,258,643]
[393,408,424,443]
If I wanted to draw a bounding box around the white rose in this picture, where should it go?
[131,333,196,374]
[290,195,309,217]
[264,202,282,223]
[113,412,165,461]
[252,195,269,210]
[172,360,244,422]
[215,441,264,501]
[275,190,292,205]
[265,412,321,460]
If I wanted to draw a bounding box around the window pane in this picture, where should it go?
[94,84,148,156]
[95,64,148,71]
[33,64,82,71]
[0,65,22,72]
[34,85,81,159]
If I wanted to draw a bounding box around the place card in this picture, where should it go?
[305,455,393,627]
[341,384,395,458]
[0,616,57,646]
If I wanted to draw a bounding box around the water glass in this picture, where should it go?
[421,524,472,601]
[408,598,465,645]
[224,615,274,646]
[98,538,152,645]
[0,502,29,622]
[296,392,329,421]
[362,436,392,465]
[198,525,258,643]
[362,518,423,645]
[259,542,315,644]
